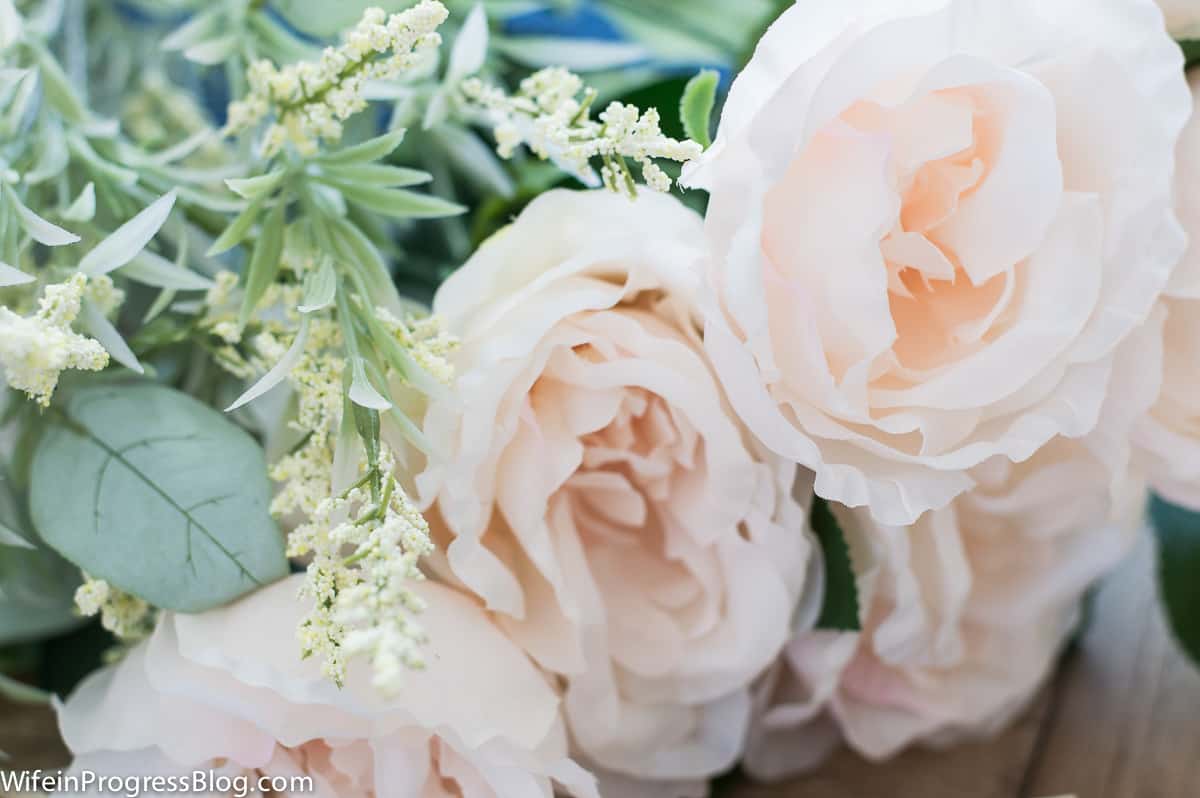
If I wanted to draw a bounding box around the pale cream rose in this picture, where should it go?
[54,576,597,798]
[1160,0,1200,36]
[1137,70,1200,508]
[418,189,815,792]
[743,437,1146,779]
[684,0,1190,526]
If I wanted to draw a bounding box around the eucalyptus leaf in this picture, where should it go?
[680,69,719,150]
[1152,495,1200,667]
[811,497,861,632]
[79,191,177,276]
[239,202,285,326]
[0,479,81,646]
[30,382,288,612]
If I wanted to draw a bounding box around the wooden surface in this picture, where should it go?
[2,537,1198,797]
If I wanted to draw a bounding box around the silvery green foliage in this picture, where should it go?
[30,382,287,612]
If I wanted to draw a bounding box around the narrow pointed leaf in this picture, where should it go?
[4,184,79,246]
[239,203,286,326]
[184,34,239,65]
[349,357,392,410]
[0,261,33,287]
[79,191,177,276]
[680,69,719,150]
[226,316,310,412]
[1152,495,1200,667]
[80,299,144,375]
[161,9,218,51]
[316,129,406,165]
[333,182,466,219]
[319,163,431,188]
[207,196,264,256]
[447,4,488,82]
[226,169,286,200]
[0,520,34,549]
[62,182,95,222]
[811,497,861,632]
[120,250,214,291]
[299,257,337,314]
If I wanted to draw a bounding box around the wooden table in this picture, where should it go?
[3,537,1198,797]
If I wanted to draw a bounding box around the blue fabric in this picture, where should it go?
[503,4,624,41]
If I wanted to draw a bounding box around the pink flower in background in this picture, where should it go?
[419,189,815,794]
[55,577,596,798]
[1158,0,1200,36]
[1137,70,1200,510]
[685,0,1191,526]
[744,438,1145,779]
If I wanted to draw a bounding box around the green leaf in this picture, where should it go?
[332,182,466,220]
[1151,494,1200,667]
[299,257,337,314]
[1181,40,1200,69]
[0,672,50,705]
[319,163,431,188]
[317,129,407,165]
[120,250,215,292]
[811,496,861,632]
[270,0,415,38]
[225,169,287,200]
[30,382,287,613]
[79,191,177,277]
[79,299,144,375]
[207,197,265,257]
[0,477,81,646]
[239,203,286,326]
[680,69,719,150]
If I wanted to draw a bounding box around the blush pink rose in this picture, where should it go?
[1159,0,1200,36]
[54,576,597,798]
[1137,70,1200,509]
[418,189,815,793]
[743,437,1145,779]
[684,0,1191,526]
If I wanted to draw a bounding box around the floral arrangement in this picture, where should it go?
[3,0,1200,796]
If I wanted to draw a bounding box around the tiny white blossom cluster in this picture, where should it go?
[463,67,703,195]
[261,311,453,694]
[225,1,449,157]
[0,274,109,407]
[74,575,155,643]
[287,450,433,693]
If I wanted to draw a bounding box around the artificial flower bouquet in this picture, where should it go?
[3,0,1200,795]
